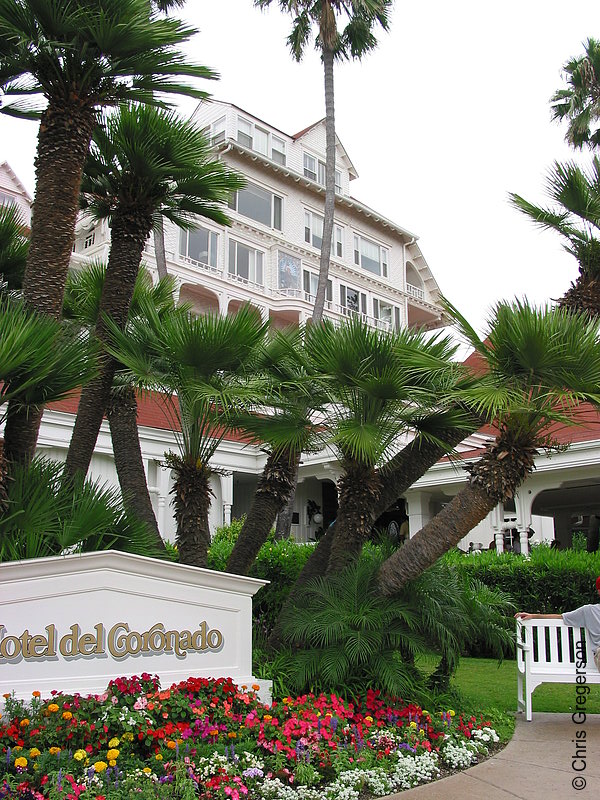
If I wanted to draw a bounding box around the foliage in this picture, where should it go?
[0,457,163,562]
[551,37,600,150]
[0,201,28,291]
[442,546,600,621]
[0,676,501,800]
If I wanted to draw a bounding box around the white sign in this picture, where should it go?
[0,551,271,704]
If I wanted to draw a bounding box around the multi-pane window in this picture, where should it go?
[303,153,342,192]
[229,182,283,230]
[237,116,287,165]
[353,234,388,277]
[373,299,400,330]
[304,211,343,257]
[303,269,332,302]
[209,116,226,145]
[228,240,264,285]
[180,226,218,267]
[340,284,367,316]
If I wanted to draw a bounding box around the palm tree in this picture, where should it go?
[105,304,269,567]
[510,158,600,315]
[0,295,95,507]
[301,317,465,575]
[0,202,28,292]
[226,327,324,575]
[255,0,392,323]
[63,263,179,548]
[377,300,600,595]
[63,103,244,480]
[551,38,600,150]
[0,0,215,464]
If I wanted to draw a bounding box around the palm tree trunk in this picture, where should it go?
[153,217,169,280]
[227,447,298,575]
[377,433,538,595]
[65,208,152,479]
[172,459,212,567]
[312,44,335,324]
[2,101,97,468]
[267,427,475,649]
[326,462,381,574]
[107,385,165,551]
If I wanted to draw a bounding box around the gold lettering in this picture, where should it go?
[93,624,104,655]
[59,624,81,657]
[28,634,48,657]
[0,635,21,660]
[20,630,32,658]
[46,625,56,657]
[107,622,129,657]
[126,631,143,655]
[144,623,166,653]
[178,630,192,655]
[207,628,223,650]
[78,633,96,656]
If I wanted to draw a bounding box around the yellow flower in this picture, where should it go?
[49,747,61,756]
[48,704,59,713]
[448,709,456,717]
[122,732,134,742]
[15,757,28,768]
[422,710,430,716]
[263,715,272,722]
[93,761,108,773]
[106,749,119,760]
[155,754,163,762]
[20,719,30,727]
[364,716,373,723]
[109,759,117,767]
[252,684,260,691]
[62,711,73,720]
[208,728,219,736]
[29,748,41,758]
[143,767,152,774]
[419,729,425,737]
[13,746,23,752]
[409,721,417,729]
[73,750,87,762]
[108,737,120,748]
[166,741,176,750]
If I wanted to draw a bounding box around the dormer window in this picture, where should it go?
[237,116,287,165]
[209,116,226,145]
[303,153,341,192]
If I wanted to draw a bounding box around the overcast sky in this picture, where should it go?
[2,1,598,334]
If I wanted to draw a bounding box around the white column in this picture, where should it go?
[405,491,431,537]
[219,293,230,316]
[157,464,173,540]
[515,490,534,556]
[490,503,504,553]
[220,471,234,526]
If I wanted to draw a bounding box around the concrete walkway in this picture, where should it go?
[384,713,600,799]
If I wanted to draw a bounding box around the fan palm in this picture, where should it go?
[0,296,95,506]
[302,317,468,574]
[63,263,179,547]
[105,304,269,567]
[255,0,392,323]
[378,299,600,595]
[226,327,325,575]
[510,158,600,314]
[551,38,600,150]
[0,201,28,292]
[63,103,244,480]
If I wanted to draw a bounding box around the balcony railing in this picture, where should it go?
[406,283,425,300]
[179,254,221,276]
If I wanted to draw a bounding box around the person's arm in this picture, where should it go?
[514,612,563,620]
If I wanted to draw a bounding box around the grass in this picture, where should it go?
[417,654,600,742]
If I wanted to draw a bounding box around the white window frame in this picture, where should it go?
[353,234,389,278]
[229,181,283,231]
[237,116,287,165]
[304,210,343,258]
[209,116,226,145]
[303,269,332,303]
[339,283,367,316]
[304,153,342,192]
[228,239,265,286]
[372,298,398,330]
[180,225,219,268]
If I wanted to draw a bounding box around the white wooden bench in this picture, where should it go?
[516,618,600,721]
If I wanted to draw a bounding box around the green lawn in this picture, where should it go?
[416,654,600,741]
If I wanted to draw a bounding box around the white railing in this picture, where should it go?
[179,254,221,276]
[406,283,425,300]
[225,271,265,291]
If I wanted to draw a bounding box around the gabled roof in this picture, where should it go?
[293,117,358,180]
[0,161,32,202]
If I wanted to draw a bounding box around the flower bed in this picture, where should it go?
[1,675,499,799]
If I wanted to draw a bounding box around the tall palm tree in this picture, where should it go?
[105,304,269,567]
[0,0,215,464]
[0,202,28,293]
[510,158,600,315]
[63,103,244,480]
[377,300,600,595]
[63,263,179,548]
[551,38,600,150]
[255,0,392,323]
